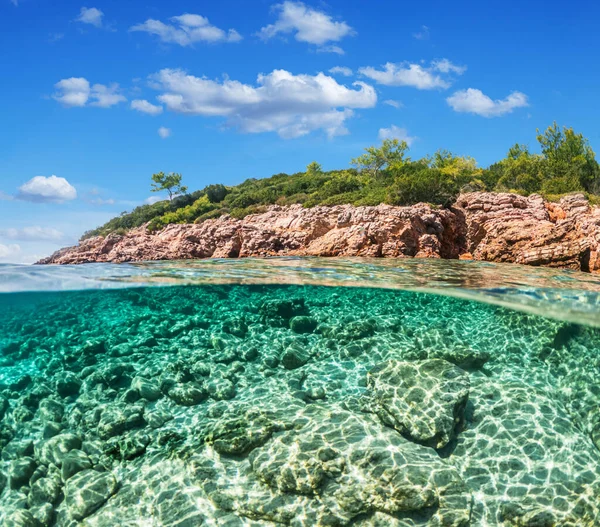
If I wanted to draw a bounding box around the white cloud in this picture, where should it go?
[432,58,467,75]
[0,191,13,201]
[131,99,163,115]
[359,59,465,90]
[446,88,529,117]
[145,196,164,205]
[378,125,416,146]
[90,84,127,108]
[0,226,65,242]
[259,1,354,53]
[130,13,242,46]
[329,66,353,76]
[413,25,429,40]
[151,68,376,139]
[383,99,403,109]
[76,7,104,28]
[0,244,21,261]
[53,78,126,108]
[158,127,172,139]
[16,176,77,203]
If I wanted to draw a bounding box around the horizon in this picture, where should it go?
[2,0,600,263]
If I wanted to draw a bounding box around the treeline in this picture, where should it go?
[82,123,600,240]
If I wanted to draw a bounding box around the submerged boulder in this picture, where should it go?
[64,469,117,520]
[364,359,470,449]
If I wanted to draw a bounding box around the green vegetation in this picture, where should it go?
[82,123,600,240]
[150,172,188,200]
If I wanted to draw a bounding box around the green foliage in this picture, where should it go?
[351,139,410,178]
[204,184,228,203]
[151,172,188,200]
[82,124,600,241]
[306,161,323,177]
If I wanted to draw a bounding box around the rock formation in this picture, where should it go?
[38,192,600,272]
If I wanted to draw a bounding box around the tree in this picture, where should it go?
[204,184,228,203]
[351,139,410,178]
[306,161,323,177]
[151,172,188,201]
[536,123,600,192]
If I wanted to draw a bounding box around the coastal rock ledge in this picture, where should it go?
[38,192,600,272]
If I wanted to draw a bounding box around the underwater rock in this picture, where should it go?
[281,343,311,370]
[131,377,162,401]
[64,469,117,521]
[206,377,237,400]
[60,449,92,481]
[28,474,62,507]
[38,399,64,424]
[259,298,309,321]
[453,376,600,525]
[204,406,293,455]
[4,510,41,527]
[167,382,208,406]
[289,316,318,334]
[247,407,472,524]
[9,456,37,489]
[97,404,145,439]
[365,359,470,448]
[54,373,81,398]
[429,346,491,371]
[37,433,82,467]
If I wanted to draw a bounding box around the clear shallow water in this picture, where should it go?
[0,259,599,526]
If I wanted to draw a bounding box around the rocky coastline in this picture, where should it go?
[38,192,600,272]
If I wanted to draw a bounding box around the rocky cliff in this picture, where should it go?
[38,192,600,272]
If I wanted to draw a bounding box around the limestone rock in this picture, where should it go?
[365,359,470,448]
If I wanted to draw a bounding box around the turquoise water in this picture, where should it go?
[1,259,600,526]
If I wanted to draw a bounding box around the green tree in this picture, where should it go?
[351,139,410,178]
[204,184,228,203]
[151,172,188,201]
[536,123,600,192]
[306,161,323,177]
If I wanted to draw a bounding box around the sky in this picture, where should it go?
[2,0,600,263]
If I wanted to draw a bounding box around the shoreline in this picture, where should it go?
[38,191,600,273]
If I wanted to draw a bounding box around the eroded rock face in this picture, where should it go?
[456,192,600,270]
[37,203,463,264]
[37,192,600,272]
[364,359,470,449]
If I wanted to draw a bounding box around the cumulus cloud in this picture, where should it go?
[158,127,172,139]
[0,226,65,242]
[16,176,77,203]
[130,13,242,46]
[383,99,403,109]
[131,99,163,115]
[0,244,21,261]
[378,125,416,146]
[329,66,353,76]
[53,78,126,108]
[446,88,529,117]
[151,68,376,139]
[359,59,465,90]
[259,1,354,53]
[76,7,104,28]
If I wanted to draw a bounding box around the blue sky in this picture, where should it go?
[2,0,600,263]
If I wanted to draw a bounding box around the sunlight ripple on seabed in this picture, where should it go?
[0,259,599,526]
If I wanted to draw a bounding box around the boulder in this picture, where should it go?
[365,359,470,448]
